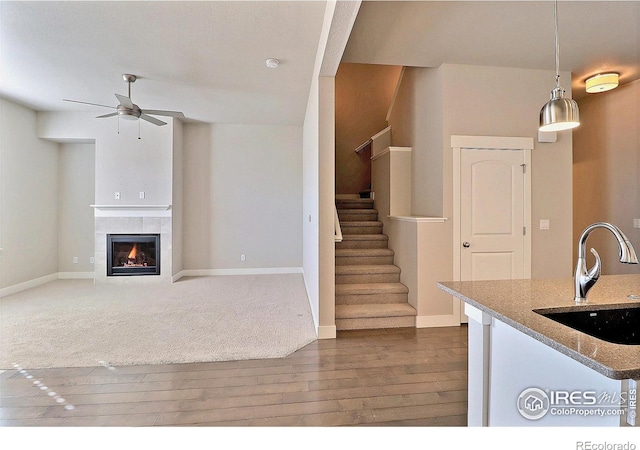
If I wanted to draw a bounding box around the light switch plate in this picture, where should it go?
[540,219,550,230]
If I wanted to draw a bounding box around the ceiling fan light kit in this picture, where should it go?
[63,74,185,127]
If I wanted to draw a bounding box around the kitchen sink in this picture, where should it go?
[534,304,640,345]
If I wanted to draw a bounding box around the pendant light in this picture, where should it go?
[539,0,579,132]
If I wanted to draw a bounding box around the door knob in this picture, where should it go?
[463,242,471,248]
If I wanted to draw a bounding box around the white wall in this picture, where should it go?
[303,72,321,330]
[182,123,303,271]
[302,0,361,339]
[0,98,59,289]
[57,143,95,273]
[301,74,336,338]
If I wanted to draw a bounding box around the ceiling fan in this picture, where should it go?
[63,74,185,126]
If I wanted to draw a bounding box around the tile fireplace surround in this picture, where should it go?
[93,206,172,284]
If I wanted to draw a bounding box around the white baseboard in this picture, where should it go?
[0,273,58,298]
[416,314,462,328]
[178,267,303,278]
[171,270,186,282]
[301,270,319,332]
[317,325,336,339]
[58,272,95,279]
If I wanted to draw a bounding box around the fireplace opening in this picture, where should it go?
[107,234,160,276]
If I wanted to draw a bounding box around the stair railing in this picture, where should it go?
[334,204,343,243]
[354,138,372,154]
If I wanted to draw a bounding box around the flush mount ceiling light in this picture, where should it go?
[265,58,280,69]
[585,73,619,93]
[539,0,580,132]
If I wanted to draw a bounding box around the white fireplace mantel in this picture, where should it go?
[91,205,172,217]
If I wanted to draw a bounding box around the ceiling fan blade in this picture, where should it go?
[96,112,118,119]
[142,109,185,118]
[63,99,115,109]
[140,113,167,126]
[115,93,134,109]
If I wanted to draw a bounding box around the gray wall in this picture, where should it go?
[1,98,59,288]
[441,64,574,279]
[182,123,303,270]
[334,63,401,195]
[57,143,95,273]
[573,79,640,275]
[389,64,575,280]
[2,104,305,290]
[389,66,443,217]
[172,118,184,277]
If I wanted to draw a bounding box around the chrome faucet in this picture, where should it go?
[574,222,638,303]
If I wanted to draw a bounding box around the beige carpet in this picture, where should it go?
[0,274,317,369]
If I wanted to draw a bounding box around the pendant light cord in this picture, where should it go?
[554,0,560,88]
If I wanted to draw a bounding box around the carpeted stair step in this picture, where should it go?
[337,209,378,222]
[340,221,383,235]
[335,248,395,266]
[335,303,417,330]
[335,234,389,249]
[335,264,401,284]
[335,198,374,210]
[335,282,409,305]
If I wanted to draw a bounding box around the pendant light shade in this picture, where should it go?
[539,87,580,132]
[539,0,579,132]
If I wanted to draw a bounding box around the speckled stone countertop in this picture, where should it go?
[438,274,640,380]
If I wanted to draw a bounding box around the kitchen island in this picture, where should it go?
[438,274,640,426]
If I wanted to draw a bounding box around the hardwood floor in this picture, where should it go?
[0,326,468,427]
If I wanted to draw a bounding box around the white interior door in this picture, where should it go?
[460,149,527,282]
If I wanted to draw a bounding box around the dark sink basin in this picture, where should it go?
[534,304,640,345]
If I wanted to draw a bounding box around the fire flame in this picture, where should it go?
[128,243,138,259]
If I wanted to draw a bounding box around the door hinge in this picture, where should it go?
[521,163,527,174]
[523,226,527,236]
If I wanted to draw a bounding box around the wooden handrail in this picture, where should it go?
[354,139,372,154]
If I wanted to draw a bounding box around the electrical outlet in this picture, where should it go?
[89,257,95,264]
[139,191,145,199]
[114,192,120,200]
[540,219,550,230]
[241,254,246,262]
[634,219,640,229]
[73,256,78,264]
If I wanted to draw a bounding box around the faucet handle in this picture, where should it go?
[588,248,602,282]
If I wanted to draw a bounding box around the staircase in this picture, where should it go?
[335,198,417,330]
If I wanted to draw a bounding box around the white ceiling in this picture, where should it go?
[343,1,640,99]
[0,0,326,125]
[1,1,638,127]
